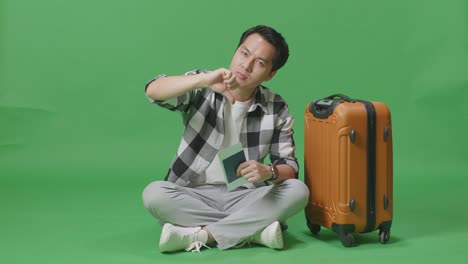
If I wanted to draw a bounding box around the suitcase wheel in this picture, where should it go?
[308,223,321,235]
[378,228,391,244]
[305,216,321,235]
[338,232,355,247]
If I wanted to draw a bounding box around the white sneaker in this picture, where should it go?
[159,223,210,253]
[251,221,284,249]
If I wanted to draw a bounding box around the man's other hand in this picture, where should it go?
[236,160,271,183]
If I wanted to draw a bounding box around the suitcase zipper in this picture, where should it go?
[359,100,377,232]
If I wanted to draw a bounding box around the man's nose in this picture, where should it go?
[241,59,254,72]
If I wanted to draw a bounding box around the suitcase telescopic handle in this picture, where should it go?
[326,94,355,102]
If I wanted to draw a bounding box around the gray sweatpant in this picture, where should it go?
[142,179,310,250]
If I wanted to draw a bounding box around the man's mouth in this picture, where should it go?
[235,72,248,80]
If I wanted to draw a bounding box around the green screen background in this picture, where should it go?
[1,0,467,263]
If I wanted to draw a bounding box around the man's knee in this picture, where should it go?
[278,179,310,209]
[142,181,175,210]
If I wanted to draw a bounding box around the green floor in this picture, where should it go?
[3,158,467,264]
[2,0,467,263]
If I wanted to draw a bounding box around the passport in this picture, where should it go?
[218,143,248,191]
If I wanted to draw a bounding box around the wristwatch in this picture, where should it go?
[268,164,279,182]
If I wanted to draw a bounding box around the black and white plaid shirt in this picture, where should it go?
[145,69,298,187]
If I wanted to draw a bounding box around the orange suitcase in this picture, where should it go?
[304,94,393,247]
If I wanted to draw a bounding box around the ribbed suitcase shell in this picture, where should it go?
[304,98,393,246]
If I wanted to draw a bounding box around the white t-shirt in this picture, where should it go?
[205,97,254,184]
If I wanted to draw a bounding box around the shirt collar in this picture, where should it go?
[220,85,270,114]
[248,86,269,114]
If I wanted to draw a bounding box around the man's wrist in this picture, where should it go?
[197,72,211,88]
[267,164,279,182]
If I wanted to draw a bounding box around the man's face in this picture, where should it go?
[229,33,277,92]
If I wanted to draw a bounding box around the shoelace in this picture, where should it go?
[185,241,211,253]
[233,237,254,249]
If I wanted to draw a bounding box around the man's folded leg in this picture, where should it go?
[142,181,231,252]
[142,181,229,227]
[205,179,310,250]
[142,179,309,251]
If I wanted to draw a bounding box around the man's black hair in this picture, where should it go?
[237,25,289,72]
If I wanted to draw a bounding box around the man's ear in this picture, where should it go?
[266,70,277,81]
